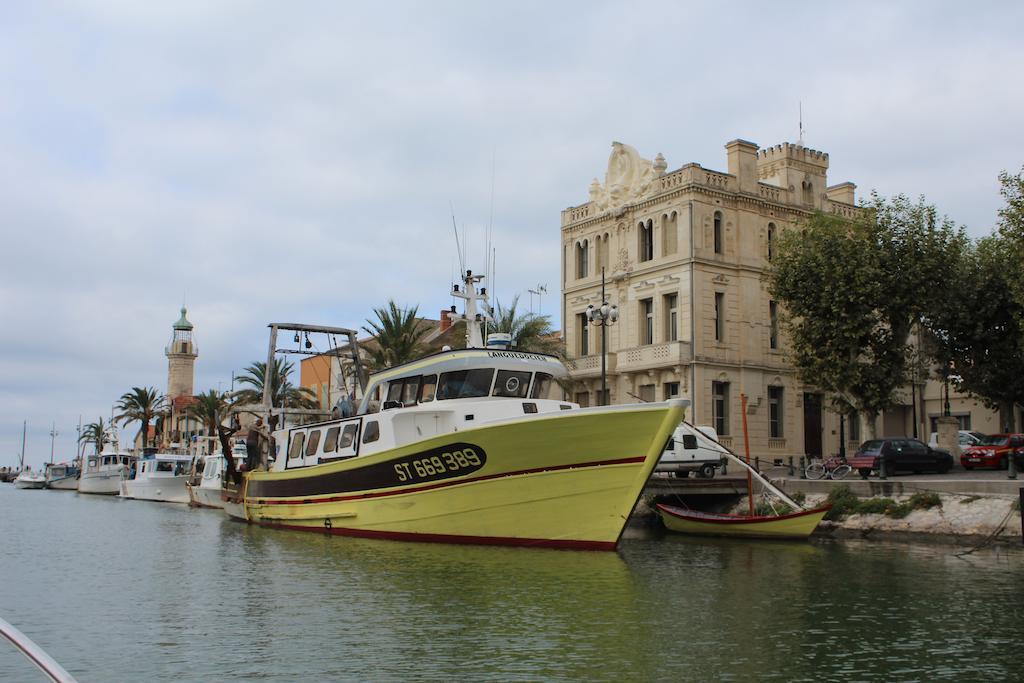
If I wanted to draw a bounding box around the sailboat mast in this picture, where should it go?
[19,420,26,471]
[741,393,754,516]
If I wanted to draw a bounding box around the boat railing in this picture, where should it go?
[0,617,78,683]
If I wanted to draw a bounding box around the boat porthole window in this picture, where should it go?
[363,421,380,444]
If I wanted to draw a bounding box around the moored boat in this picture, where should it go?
[188,440,246,509]
[122,453,192,504]
[44,462,80,490]
[79,447,133,495]
[228,271,686,550]
[14,468,47,490]
[656,504,831,540]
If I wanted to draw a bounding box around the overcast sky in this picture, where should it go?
[2,1,1022,466]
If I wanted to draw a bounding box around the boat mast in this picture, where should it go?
[450,270,492,348]
[19,420,26,471]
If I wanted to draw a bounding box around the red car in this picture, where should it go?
[961,434,1024,470]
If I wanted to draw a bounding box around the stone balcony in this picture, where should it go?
[565,352,617,378]
[616,340,692,373]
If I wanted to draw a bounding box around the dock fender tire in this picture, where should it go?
[699,464,715,479]
[858,468,871,479]
[674,470,691,478]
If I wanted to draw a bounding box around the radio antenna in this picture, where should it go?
[450,202,465,274]
[798,101,805,146]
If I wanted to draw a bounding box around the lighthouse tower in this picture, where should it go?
[166,307,197,399]
[165,308,198,448]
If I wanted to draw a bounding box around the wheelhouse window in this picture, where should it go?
[323,426,340,453]
[339,423,358,449]
[386,381,403,404]
[305,430,322,457]
[419,375,438,402]
[493,370,532,398]
[157,461,174,473]
[530,373,554,399]
[437,369,494,400]
[401,378,420,406]
[289,432,305,459]
[362,420,380,444]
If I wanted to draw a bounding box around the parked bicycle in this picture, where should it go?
[805,455,852,480]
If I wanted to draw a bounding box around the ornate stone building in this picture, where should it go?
[560,139,862,457]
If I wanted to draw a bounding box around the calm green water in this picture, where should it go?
[1,485,1021,682]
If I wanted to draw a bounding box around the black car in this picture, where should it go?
[850,438,954,477]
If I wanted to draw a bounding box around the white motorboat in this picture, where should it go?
[122,453,193,504]
[79,446,133,495]
[44,462,80,490]
[14,468,46,489]
[188,440,246,509]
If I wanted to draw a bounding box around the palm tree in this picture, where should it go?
[363,300,431,369]
[233,358,319,427]
[115,386,166,453]
[488,295,562,355]
[79,418,108,455]
[186,390,230,440]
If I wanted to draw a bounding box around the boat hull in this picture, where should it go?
[187,483,224,509]
[78,471,124,495]
[656,504,830,540]
[243,403,683,550]
[123,476,190,504]
[14,477,46,490]
[45,477,79,490]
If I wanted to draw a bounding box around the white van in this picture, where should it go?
[656,423,726,478]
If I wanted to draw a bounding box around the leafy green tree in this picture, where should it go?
[233,358,318,429]
[996,167,1024,319]
[115,387,166,452]
[766,195,967,439]
[187,390,231,439]
[79,418,108,455]
[923,226,1024,433]
[362,300,431,369]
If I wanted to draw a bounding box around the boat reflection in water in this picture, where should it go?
[227,270,685,551]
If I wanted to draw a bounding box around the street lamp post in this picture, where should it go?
[586,267,618,406]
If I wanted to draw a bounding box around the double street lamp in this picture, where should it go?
[586,267,618,406]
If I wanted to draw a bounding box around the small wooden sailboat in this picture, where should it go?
[658,393,829,540]
[656,503,830,539]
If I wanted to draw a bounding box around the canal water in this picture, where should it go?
[1,484,1021,682]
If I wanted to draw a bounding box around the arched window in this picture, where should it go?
[662,211,678,256]
[639,220,653,262]
[713,211,723,254]
[767,222,775,261]
[802,180,813,206]
[599,233,610,271]
[575,241,589,279]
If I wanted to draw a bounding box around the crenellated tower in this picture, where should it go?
[166,307,197,400]
[756,143,830,210]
